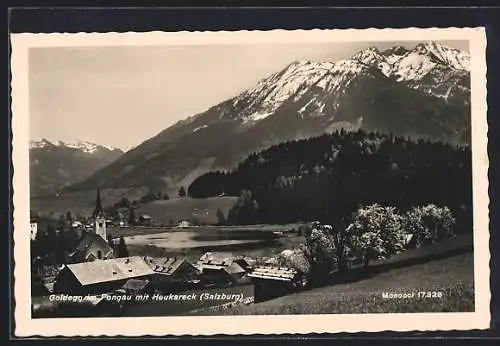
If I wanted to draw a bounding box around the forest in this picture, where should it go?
[188,129,472,232]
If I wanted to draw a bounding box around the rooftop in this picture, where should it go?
[144,256,193,276]
[249,266,298,282]
[64,256,155,286]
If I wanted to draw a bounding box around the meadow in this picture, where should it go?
[189,251,475,315]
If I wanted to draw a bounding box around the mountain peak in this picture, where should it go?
[381,45,408,56]
[412,41,470,71]
[29,139,122,154]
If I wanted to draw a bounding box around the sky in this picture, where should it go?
[29,40,469,151]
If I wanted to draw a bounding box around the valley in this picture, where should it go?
[31,41,471,213]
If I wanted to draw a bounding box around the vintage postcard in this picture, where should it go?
[11,27,490,336]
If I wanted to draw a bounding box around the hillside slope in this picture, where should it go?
[33,42,471,213]
[30,139,124,197]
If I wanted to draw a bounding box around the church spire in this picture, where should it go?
[92,187,105,218]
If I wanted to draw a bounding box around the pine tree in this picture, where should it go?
[66,210,73,224]
[216,208,226,225]
[128,207,136,226]
[116,236,129,258]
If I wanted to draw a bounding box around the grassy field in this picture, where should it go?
[32,193,239,225]
[135,196,238,225]
[190,251,474,315]
[119,284,255,317]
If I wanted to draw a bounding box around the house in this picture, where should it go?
[68,232,115,263]
[177,220,191,228]
[120,278,151,295]
[144,256,200,291]
[53,256,156,295]
[139,214,152,226]
[30,221,38,241]
[197,253,251,286]
[249,266,307,302]
[71,221,83,229]
[146,256,199,281]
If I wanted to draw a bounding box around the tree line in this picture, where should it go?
[101,186,187,225]
[31,210,129,267]
[276,203,456,285]
[188,129,472,232]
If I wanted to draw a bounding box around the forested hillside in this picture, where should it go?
[188,130,472,230]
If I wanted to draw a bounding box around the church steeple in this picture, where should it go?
[92,187,105,218]
[92,188,107,242]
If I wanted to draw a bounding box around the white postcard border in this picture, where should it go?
[11,27,490,336]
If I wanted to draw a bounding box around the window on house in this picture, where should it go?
[97,250,102,259]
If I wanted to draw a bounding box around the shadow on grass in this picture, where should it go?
[327,236,473,286]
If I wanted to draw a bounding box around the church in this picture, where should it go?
[68,188,115,263]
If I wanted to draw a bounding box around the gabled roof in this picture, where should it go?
[202,261,246,276]
[122,278,150,292]
[63,256,155,286]
[70,232,114,262]
[145,256,195,276]
[248,266,299,282]
[75,232,111,253]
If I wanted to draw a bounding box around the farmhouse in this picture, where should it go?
[120,278,151,295]
[53,256,155,295]
[177,220,191,228]
[144,256,200,291]
[146,256,200,281]
[249,266,307,302]
[198,253,252,286]
[30,221,38,241]
[139,214,153,226]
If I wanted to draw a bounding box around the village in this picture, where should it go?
[30,190,309,317]
[29,184,472,318]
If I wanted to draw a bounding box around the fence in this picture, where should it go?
[187,296,255,315]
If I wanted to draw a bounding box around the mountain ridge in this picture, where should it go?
[34,41,471,210]
[30,139,124,198]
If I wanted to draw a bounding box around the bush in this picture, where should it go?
[140,192,159,204]
[347,204,407,266]
[275,248,311,275]
[301,223,338,283]
[226,190,259,225]
[403,204,455,248]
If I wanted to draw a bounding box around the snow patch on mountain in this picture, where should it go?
[29,139,120,153]
[414,42,470,71]
[193,125,208,132]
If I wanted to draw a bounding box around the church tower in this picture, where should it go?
[92,188,107,242]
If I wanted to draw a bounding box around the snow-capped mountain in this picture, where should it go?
[30,139,124,197]
[29,138,120,154]
[352,41,470,102]
[51,41,470,206]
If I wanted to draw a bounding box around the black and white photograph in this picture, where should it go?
[11,27,489,336]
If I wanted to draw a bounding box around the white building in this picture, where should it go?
[30,222,38,241]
